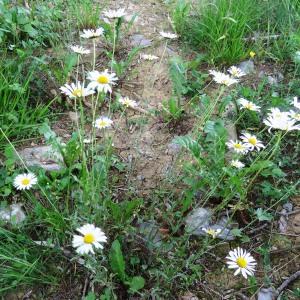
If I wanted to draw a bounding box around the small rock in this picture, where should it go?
[257,287,276,300]
[180,292,199,300]
[138,221,163,247]
[267,72,284,86]
[130,34,152,48]
[238,60,255,74]
[185,208,212,233]
[166,141,181,155]
[225,121,238,141]
[283,202,293,212]
[0,203,26,224]
[68,111,79,122]
[18,145,64,171]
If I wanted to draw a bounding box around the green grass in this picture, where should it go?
[0,55,51,149]
[171,0,300,64]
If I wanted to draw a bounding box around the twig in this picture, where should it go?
[277,209,300,216]
[235,292,249,300]
[275,270,300,298]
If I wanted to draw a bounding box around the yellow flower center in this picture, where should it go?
[236,257,247,268]
[245,103,253,110]
[72,88,83,97]
[250,51,256,58]
[206,229,219,238]
[21,178,30,186]
[98,120,107,128]
[97,75,109,84]
[248,137,257,145]
[234,143,243,150]
[83,233,95,244]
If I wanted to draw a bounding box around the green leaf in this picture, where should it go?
[173,135,201,158]
[109,240,126,282]
[84,292,96,300]
[128,276,145,292]
[256,208,273,221]
[231,228,242,237]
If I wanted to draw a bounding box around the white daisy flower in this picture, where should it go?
[289,110,300,121]
[13,173,37,190]
[238,98,261,112]
[202,227,221,239]
[103,8,126,19]
[119,96,138,108]
[293,97,300,110]
[230,160,245,169]
[228,66,246,78]
[226,247,256,279]
[70,45,90,55]
[60,82,95,99]
[263,109,300,132]
[94,116,113,129]
[72,224,107,255]
[80,28,104,39]
[159,31,178,39]
[140,54,159,61]
[240,133,265,151]
[87,70,118,94]
[226,140,249,154]
[209,70,238,86]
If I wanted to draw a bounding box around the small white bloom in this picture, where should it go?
[228,66,246,78]
[293,97,300,110]
[140,54,159,61]
[72,224,107,255]
[87,70,118,94]
[202,227,221,238]
[80,28,104,39]
[70,45,90,55]
[60,82,95,99]
[159,31,178,39]
[13,173,37,190]
[226,140,249,154]
[94,116,113,129]
[103,8,126,19]
[240,133,265,151]
[209,70,238,86]
[263,109,300,132]
[230,160,245,169]
[119,96,138,108]
[238,98,261,112]
[226,247,256,279]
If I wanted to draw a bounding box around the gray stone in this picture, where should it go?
[185,208,212,233]
[283,201,293,212]
[0,203,26,224]
[130,34,152,48]
[267,72,284,86]
[257,287,276,300]
[166,140,181,155]
[238,60,255,74]
[225,121,238,141]
[185,210,236,240]
[138,221,163,247]
[18,145,64,171]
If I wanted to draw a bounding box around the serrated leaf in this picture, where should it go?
[109,240,126,282]
[256,208,273,221]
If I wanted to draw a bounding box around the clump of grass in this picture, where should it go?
[172,0,258,64]
[171,0,300,64]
